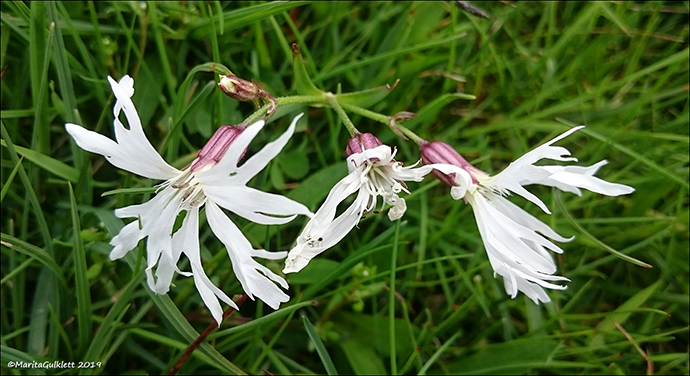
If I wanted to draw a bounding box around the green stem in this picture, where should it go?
[339,101,389,124]
[242,94,327,125]
[389,220,400,375]
[340,101,425,145]
[326,92,359,136]
[394,123,425,145]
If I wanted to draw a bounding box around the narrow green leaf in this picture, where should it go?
[0,257,35,285]
[189,1,310,38]
[0,345,46,375]
[405,93,475,129]
[389,221,400,375]
[292,43,323,96]
[443,337,558,375]
[340,336,387,375]
[0,233,67,287]
[211,301,315,339]
[1,12,29,42]
[286,162,346,211]
[335,79,399,109]
[126,327,224,369]
[302,316,338,375]
[69,183,92,357]
[144,283,246,374]
[419,331,462,375]
[398,347,420,375]
[29,0,49,154]
[164,63,233,159]
[148,3,176,99]
[81,270,141,375]
[555,191,652,268]
[594,280,662,335]
[268,15,293,64]
[175,81,216,133]
[313,33,469,82]
[0,156,22,203]
[47,1,79,125]
[1,139,80,182]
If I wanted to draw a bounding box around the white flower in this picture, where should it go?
[283,141,432,273]
[424,126,634,303]
[65,75,312,323]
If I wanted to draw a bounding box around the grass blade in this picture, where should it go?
[302,315,338,375]
[68,183,92,357]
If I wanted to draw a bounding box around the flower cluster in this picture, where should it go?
[66,73,635,324]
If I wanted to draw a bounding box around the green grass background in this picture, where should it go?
[1,1,688,375]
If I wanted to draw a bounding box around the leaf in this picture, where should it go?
[0,345,45,375]
[0,233,67,287]
[286,162,346,211]
[340,337,387,375]
[287,259,340,285]
[279,148,310,180]
[189,1,310,38]
[292,43,323,96]
[405,93,475,129]
[82,270,140,375]
[591,280,662,346]
[335,312,417,358]
[1,137,79,183]
[445,338,559,375]
[555,191,652,268]
[334,79,399,109]
[69,183,92,357]
[302,316,338,375]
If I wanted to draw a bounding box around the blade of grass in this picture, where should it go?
[0,140,80,182]
[0,233,67,287]
[555,191,652,268]
[302,315,338,375]
[68,183,92,357]
[389,220,400,375]
[418,331,461,375]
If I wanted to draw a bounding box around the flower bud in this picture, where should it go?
[218,75,261,103]
[345,133,383,157]
[420,141,477,187]
[190,125,244,172]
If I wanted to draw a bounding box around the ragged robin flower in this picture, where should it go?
[65,75,312,323]
[422,127,634,303]
[283,133,433,273]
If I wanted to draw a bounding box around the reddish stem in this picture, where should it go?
[168,294,249,375]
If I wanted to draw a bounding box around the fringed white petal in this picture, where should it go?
[203,185,312,225]
[284,188,369,274]
[109,187,181,260]
[233,113,303,184]
[66,76,179,180]
[488,126,634,213]
[467,192,569,303]
[177,206,238,324]
[206,201,290,310]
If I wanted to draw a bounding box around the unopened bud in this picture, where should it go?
[218,75,261,103]
[345,133,383,157]
[190,125,244,172]
[420,141,478,187]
